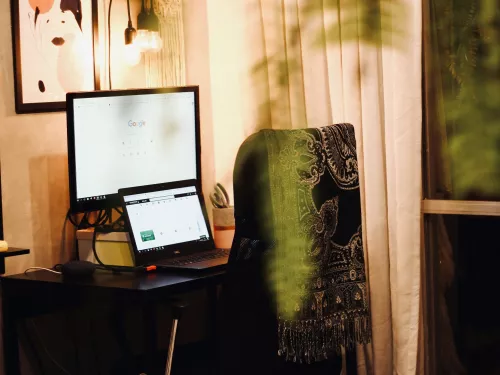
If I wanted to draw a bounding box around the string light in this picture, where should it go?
[136,0,163,53]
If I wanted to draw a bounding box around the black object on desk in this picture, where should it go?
[0,248,30,275]
[1,268,224,375]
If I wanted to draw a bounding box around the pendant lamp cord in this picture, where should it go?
[127,0,132,26]
[108,0,113,89]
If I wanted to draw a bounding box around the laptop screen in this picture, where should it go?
[123,186,211,253]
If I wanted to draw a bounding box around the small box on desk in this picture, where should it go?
[76,229,134,266]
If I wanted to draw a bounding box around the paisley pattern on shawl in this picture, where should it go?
[254,124,370,363]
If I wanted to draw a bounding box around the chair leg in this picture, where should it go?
[164,302,188,375]
[164,318,179,375]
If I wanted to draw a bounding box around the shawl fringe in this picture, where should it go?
[278,309,371,363]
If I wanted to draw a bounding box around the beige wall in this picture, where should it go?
[197,0,266,203]
[0,0,149,275]
[183,0,215,219]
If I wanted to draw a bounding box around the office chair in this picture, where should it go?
[218,124,371,375]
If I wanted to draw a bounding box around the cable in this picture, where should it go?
[108,0,113,89]
[65,208,110,261]
[65,209,110,231]
[91,226,155,273]
[24,267,62,275]
[30,320,73,375]
[126,0,132,24]
[66,210,80,227]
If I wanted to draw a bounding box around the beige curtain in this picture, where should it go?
[206,0,422,373]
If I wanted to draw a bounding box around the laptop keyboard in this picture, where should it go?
[160,249,230,266]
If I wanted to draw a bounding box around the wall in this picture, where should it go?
[186,0,267,202]
[183,0,215,218]
[0,0,145,276]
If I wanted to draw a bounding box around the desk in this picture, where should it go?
[1,268,225,375]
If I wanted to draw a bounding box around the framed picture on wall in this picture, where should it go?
[10,0,100,114]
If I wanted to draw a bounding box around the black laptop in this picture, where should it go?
[119,180,229,270]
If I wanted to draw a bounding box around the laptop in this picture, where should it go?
[119,180,229,270]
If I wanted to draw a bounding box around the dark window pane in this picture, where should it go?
[423,0,500,201]
[425,214,500,374]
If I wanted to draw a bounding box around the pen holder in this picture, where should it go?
[213,206,235,249]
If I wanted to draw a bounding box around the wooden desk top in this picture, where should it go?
[2,267,225,297]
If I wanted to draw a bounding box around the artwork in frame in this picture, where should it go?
[11,0,100,114]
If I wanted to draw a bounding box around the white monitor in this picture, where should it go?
[66,87,201,213]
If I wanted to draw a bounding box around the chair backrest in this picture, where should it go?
[219,124,369,374]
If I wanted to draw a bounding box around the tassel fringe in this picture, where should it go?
[278,309,371,364]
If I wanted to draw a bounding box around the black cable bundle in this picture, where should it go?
[65,209,110,231]
[91,223,153,274]
[65,207,127,262]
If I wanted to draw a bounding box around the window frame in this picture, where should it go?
[421,1,500,372]
[422,200,500,216]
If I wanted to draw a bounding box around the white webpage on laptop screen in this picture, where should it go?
[123,187,210,252]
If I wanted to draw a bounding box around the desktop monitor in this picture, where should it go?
[66,86,201,213]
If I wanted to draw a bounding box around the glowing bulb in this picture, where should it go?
[135,29,151,52]
[149,31,162,52]
[124,44,141,66]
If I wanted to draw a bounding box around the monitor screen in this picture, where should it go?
[66,87,200,213]
[123,185,210,253]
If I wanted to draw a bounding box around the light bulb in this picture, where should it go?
[124,44,141,66]
[135,29,151,52]
[149,31,162,52]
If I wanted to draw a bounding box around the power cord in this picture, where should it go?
[24,267,62,275]
[92,225,156,274]
[28,209,152,276]
[64,209,110,261]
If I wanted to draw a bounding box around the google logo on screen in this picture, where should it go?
[128,120,146,127]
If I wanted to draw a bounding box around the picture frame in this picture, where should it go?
[10,0,100,114]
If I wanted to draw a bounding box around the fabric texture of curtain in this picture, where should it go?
[206,0,422,373]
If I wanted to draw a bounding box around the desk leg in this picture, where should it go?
[2,290,21,375]
[207,284,218,375]
[142,299,157,374]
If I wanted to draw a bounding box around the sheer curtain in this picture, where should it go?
[206,0,422,373]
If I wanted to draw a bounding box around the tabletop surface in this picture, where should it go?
[2,267,225,293]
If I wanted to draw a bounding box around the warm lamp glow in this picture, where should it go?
[149,31,162,53]
[134,30,163,53]
[124,44,141,66]
[135,29,150,52]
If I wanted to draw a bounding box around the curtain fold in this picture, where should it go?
[206,1,422,372]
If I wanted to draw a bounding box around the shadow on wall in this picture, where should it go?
[29,154,74,268]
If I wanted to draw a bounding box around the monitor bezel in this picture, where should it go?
[66,86,201,213]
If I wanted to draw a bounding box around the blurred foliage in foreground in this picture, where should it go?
[253,0,499,198]
[431,0,500,198]
[253,0,499,321]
